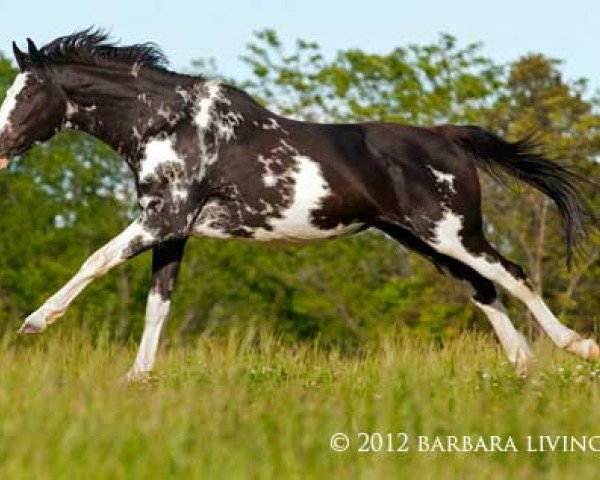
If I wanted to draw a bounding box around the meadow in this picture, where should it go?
[0,328,599,479]
[0,31,599,479]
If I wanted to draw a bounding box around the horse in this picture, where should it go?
[0,30,596,380]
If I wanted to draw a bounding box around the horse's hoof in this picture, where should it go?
[515,358,532,376]
[17,311,47,334]
[566,338,600,359]
[18,322,45,334]
[123,369,152,384]
[514,347,534,376]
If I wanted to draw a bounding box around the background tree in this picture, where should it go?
[241,30,501,124]
[480,54,600,335]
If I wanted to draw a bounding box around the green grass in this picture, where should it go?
[0,328,599,479]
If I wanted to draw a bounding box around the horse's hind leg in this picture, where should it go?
[377,223,533,373]
[428,212,599,360]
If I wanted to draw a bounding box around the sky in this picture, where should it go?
[0,0,598,89]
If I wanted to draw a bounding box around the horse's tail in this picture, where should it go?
[437,124,596,266]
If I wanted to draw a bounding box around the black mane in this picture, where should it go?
[39,28,168,70]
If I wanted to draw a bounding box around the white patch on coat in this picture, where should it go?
[270,145,286,155]
[192,199,234,239]
[171,183,189,205]
[261,117,287,133]
[139,136,189,209]
[428,209,508,283]
[216,110,244,142]
[131,62,142,78]
[132,126,142,142]
[263,118,279,129]
[194,80,223,130]
[427,165,456,193]
[175,86,191,103]
[157,104,174,122]
[279,139,299,155]
[257,154,285,188]
[0,72,29,134]
[263,173,276,187]
[129,291,171,376]
[65,101,79,118]
[430,209,533,300]
[191,80,245,178]
[252,155,361,241]
[139,135,185,181]
[250,117,288,134]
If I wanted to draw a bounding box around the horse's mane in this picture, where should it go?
[39,28,169,70]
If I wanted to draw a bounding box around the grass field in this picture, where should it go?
[0,328,599,479]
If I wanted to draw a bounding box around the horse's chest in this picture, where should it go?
[192,155,361,242]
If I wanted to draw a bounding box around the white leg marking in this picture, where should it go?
[19,220,154,333]
[127,291,171,380]
[522,294,574,347]
[431,209,599,359]
[524,294,599,357]
[429,210,508,282]
[474,300,533,373]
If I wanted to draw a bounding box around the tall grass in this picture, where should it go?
[0,327,598,479]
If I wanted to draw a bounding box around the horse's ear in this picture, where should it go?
[12,42,29,70]
[26,38,41,61]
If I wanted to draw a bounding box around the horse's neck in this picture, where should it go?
[59,65,267,169]
[60,65,195,160]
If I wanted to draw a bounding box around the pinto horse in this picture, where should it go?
[0,30,596,379]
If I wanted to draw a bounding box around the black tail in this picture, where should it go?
[441,125,596,266]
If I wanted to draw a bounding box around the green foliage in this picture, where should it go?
[241,30,502,124]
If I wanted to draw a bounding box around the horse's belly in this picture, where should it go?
[250,217,362,242]
[191,199,362,242]
[193,155,364,242]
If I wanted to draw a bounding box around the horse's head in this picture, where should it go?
[0,39,67,168]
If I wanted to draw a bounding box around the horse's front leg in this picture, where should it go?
[126,238,187,382]
[18,217,160,333]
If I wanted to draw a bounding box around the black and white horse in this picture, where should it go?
[0,30,596,379]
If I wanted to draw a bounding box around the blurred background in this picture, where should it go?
[0,0,598,348]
